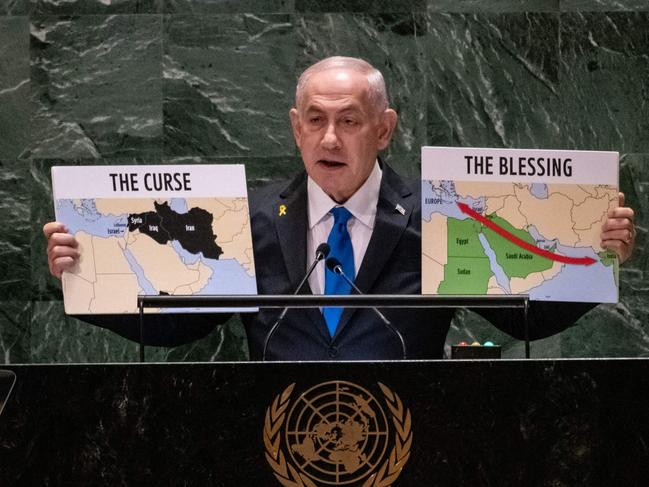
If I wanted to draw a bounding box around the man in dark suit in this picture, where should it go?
[245,162,596,361]
[44,57,637,361]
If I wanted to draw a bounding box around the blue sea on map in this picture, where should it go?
[421,181,484,221]
[529,183,548,199]
[478,234,511,293]
[169,198,188,213]
[524,233,616,302]
[527,250,616,302]
[57,200,127,237]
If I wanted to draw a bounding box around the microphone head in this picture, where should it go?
[326,257,342,273]
[315,243,330,260]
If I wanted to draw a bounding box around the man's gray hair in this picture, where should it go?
[295,56,389,113]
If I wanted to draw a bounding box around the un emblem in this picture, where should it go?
[264,381,412,486]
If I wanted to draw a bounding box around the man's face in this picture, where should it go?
[289,68,397,203]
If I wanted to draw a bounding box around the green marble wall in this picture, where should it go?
[0,0,647,363]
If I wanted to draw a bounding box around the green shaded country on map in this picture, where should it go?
[481,214,553,278]
[438,217,493,294]
[598,250,617,267]
[598,250,619,286]
[445,216,483,257]
[127,201,223,259]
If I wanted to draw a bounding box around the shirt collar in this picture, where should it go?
[307,160,382,230]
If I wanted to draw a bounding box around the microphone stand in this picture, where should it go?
[327,258,407,360]
[262,244,329,361]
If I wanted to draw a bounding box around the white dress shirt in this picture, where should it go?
[307,161,382,295]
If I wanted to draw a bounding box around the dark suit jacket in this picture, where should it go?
[83,162,593,360]
[243,163,592,361]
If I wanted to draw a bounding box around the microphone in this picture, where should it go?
[325,257,407,359]
[262,243,330,361]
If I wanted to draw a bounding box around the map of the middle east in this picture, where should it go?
[52,165,256,314]
[422,147,619,303]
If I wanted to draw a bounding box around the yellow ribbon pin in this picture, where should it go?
[278,204,287,216]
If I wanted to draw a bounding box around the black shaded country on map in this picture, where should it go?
[128,201,223,259]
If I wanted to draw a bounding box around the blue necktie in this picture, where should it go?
[324,207,355,336]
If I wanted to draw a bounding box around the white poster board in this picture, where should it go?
[52,164,257,314]
[421,147,619,303]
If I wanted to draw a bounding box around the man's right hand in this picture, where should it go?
[43,222,80,279]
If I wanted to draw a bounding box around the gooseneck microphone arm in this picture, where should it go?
[262,243,330,361]
[326,257,407,360]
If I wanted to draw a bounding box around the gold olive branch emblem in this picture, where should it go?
[264,383,316,487]
[361,383,412,487]
[263,382,412,487]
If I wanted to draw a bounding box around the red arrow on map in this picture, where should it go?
[456,202,597,266]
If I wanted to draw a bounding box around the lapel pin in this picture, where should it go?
[395,204,406,215]
[278,204,287,217]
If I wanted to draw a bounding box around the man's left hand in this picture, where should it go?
[601,192,636,264]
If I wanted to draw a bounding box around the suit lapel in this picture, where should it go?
[332,164,414,341]
[274,174,309,292]
[274,173,332,344]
